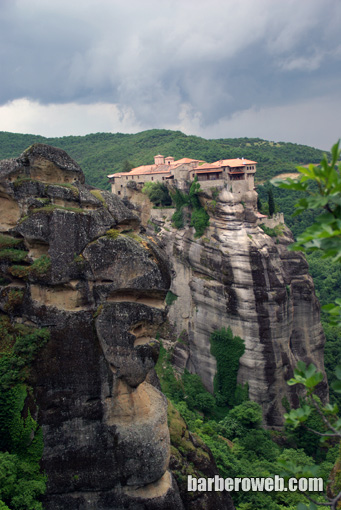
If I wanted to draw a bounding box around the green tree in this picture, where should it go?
[142,181,172,206]
[121,160,133,172]
[268,186,275,217]
[273,141,341,324]
[257,195,262,212]
[210,327,245,407]
[273,141,341,509]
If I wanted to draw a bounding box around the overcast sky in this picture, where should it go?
[0,0,340,149]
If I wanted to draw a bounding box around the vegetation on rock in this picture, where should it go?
[0,316,49,509]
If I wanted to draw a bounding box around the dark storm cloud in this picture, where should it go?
[0,0,341,147]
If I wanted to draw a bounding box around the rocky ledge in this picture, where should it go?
[134,186,328,427]
[0,145,234,510]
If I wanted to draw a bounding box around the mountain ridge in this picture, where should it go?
[0,129,327,190]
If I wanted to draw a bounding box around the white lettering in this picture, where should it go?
[224,478,234,491]
[274,475,284,491]
[250,478,265,491]
[264,478,274,492]
[241,478,251,491]
[215,475,224,491]
[288,478,297,491]
[187,475,196,492]
[197,478,206,491]
[234,478,242,491]
[186,475,324,493]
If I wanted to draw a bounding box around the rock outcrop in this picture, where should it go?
[0,145,236,509]
[138,187,328,427]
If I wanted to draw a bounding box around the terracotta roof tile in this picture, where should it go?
[193,169,223,174]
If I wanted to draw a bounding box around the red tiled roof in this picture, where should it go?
[107,156,256,179]
[173,157,205,165]
[218,158,257,167]
[192,169,223,174]
[193,162,221,170]
[107,168,171,178]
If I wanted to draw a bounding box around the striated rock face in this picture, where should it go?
[0,145,235,509]
[141,187,328,427]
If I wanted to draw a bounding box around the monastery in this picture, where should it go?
[107,154,257,196]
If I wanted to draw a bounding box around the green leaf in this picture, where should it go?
[308,502,318,510]
[297,503,309,510]
[335,365,341,380]
[331,380,341,393]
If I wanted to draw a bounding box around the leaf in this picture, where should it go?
[335,365,341,380]
[308,502,318,510]
[297,503,309,510]
[305,372,323,389]
[331,380,341,393]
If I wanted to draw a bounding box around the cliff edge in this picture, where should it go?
[135,185,328,427]
[0,145,234,510]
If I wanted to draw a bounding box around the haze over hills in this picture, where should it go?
[0,129,327,190]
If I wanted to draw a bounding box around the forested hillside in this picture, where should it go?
[0,129,326,189]
[0,130,339,509]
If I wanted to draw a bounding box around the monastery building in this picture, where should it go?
[108,154,257,196]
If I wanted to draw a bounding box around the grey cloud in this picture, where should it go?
[1,0,341,133]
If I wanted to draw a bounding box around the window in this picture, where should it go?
[151,177,154,181]
[118,191,121,195]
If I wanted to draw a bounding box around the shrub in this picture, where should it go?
[165,291,178,306]
[190,208,210,238]
[142,182,172,206]
[210,327,246,407]
[228,401,262,428]
[172,209,184,229]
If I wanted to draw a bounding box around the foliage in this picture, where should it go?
[9,255,51,279]
[273,142,341,509]
[0,249,27,263]
[282,361,341,509]
[31,204,85,214]
[273,141,341,261]
[0,129,327,190]
[0,317,49,391]
[273,142,341,325]
[105,228,121,239]
[142,182,172,206]
[171,209,184,229]
[228,400,263,428]
[165,291,178,306]
[121,159,133,172]
[259,224,285,237]
[268,186,275,217]
[155,337,318,509]
[190,207,210,238]
[209,327,246,407]
[90,189,107,207]
[0,317,49,508]
[170,176,209,236]
[0,236,22,250]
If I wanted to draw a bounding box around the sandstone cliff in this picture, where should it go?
[135,186,328,427]
[0,145,234,510]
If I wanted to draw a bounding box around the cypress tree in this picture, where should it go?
[268,187,275,217]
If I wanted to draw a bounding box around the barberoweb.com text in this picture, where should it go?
[187,475,324,492]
